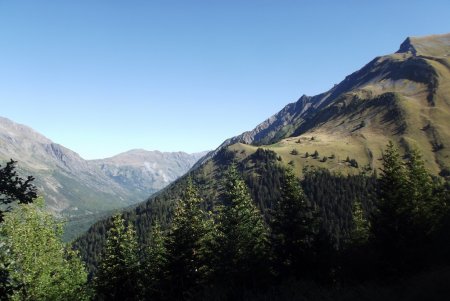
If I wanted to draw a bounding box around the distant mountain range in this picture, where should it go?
[76,32,450,264]
[0,116,207,238]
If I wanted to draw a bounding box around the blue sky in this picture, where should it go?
[0,1,449,159]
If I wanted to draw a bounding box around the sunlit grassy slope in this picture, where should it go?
[206,34,450,176]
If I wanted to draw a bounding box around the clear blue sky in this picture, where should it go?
[0,1,449,159]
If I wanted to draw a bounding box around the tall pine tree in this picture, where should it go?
[406,148,437,222]
[370,142,440,277]
[166,177,211,299]
[404,148,444,271]
[270,166,319,279]
[371,141,410,276]
[94,214,141,301]
[142,221,168,300]
[212,165,270,289]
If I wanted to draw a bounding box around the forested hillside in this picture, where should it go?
[70,143,450,300]
[75,148,378,273]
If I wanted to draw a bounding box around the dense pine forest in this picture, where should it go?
[1,143,450,300]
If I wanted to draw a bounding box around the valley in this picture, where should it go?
[0,116,207,239]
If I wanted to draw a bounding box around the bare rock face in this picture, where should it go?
[397,37,418,56]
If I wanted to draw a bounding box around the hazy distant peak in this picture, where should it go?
[397,33,450,57]
[95,149,207,165]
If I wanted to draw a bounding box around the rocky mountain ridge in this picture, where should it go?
[195,33,450,174]
[0,116,206,238]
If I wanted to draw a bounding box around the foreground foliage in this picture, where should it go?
[0,199,89,300]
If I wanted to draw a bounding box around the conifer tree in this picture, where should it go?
[213,165,270,287]
[270,166,319,278]
[166,177,211,299]
[142,221,168,300]
[313,150,319,159]
[371,142,450,276]
[371,141,418,276]
[406,148,437,221]
[371,142,407,262]
[94,214,140,301]
[348,199,369,246]
[404,148,445,269]
[340,198,371,282]
[0,159,37,222]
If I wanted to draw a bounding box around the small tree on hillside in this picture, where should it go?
[350,159,359,168]
[312,150,319,159]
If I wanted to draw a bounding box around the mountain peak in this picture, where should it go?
[397,37,417,55]
[397,33,450,57]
